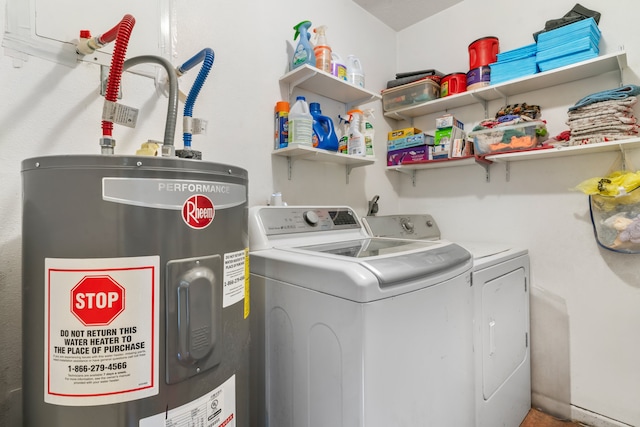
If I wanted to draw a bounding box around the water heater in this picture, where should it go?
[22,155,249,426]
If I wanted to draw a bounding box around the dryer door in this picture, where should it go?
[479,266,528,398]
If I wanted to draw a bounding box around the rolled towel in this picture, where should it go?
[569,85,640,111]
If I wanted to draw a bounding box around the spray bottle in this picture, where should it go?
[313,25,332,73]
[338,115,349,154]
[291,21,314,70]
[347,109,366,156]
[363,108,375,156]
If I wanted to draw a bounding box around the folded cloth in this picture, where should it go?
[570,123,638,136]
[570,134,637,145]
[569,85,640,111]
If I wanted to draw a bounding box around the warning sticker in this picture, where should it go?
[223,250,247,308]
[44,256,159,406]
[139,374,236,427]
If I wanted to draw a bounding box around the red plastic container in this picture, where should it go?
[440,73,467,97]
[468,36,499,69]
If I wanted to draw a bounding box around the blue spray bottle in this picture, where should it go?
[291,21,314,70]
[310,102,339,151]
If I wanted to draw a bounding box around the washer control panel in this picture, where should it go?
[258,207,360,236]
[362,214,441,240]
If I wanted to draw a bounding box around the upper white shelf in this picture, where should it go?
[279,64,382,106]
[273,144,376,167]
[383,50,628,120]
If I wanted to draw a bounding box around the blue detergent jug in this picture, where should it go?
[310,102,339,151]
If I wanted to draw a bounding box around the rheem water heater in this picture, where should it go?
[22,155,249,426]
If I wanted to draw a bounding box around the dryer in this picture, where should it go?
[249,206,476,427]
[362,214,531,427]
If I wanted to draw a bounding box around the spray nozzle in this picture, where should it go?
[313,25,327,44]
[293,20,312,41]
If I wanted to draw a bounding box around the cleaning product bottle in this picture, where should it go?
[347,55,365,88]
[347,109,365,156]
[331,52,347,81]
[338,115,349,154]
[291,21,314,70]
[274,101,289,149]
[288,96,313,146]
[313,25,332,73]
[363,108,375,156]
[310,102,339,151]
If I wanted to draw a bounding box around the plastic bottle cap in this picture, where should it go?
[275,101,289,112]
[296,96,306,101]
[347,109,363,115]
[79,30,91,38]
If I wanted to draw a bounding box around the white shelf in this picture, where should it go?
[486,137,640,163]
[273,144,375,166]
[383,50,627,120]
[387,139,640,185]
[279,64,381,106]
[273,144,375,183]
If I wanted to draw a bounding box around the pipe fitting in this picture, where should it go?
[162,144,175,157]
[76,37,105,55]
[100,137,116,155]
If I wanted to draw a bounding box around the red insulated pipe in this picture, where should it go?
[101,14,136,137]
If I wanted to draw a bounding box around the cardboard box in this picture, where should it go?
[435,126,465,146]
[450,138,467,157]
[387,145,429,166]
[388,127,422,141]
[436,114,464,130]
[429,143,450,160]
[387,133,435,151]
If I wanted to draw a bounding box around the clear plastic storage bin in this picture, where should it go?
[469,121,547,155]
[381,79,440,112]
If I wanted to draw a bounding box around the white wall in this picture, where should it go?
[395,1,640,426]
[0,0,396,425]
[1,0,639,426]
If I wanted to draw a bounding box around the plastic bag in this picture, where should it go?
[590,187,640,253]
[576,168,640,253]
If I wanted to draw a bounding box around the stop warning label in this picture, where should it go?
[44,256,159,406]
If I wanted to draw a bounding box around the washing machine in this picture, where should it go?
[362,214,531,427]
[249,206,476,427]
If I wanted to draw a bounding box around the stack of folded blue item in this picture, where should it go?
[489,43,538,85]
[536,17,601,72]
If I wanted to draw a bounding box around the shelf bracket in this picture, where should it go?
[393,167,417,186]
[505,161,511,182]
[287,156,293,180]
[470,92,490,119]
[619,144,627,170]
[616,46,626,86]
[389,111,413,124]
[474,156,492,182]
[347,95,379,112]
[346,165,353,184]
[287,72,317,97]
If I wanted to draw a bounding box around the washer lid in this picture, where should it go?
[282,237,472,288]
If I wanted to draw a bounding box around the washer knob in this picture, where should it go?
[303,210,319,226]
[401,220,414,233]
[426,219,434,227]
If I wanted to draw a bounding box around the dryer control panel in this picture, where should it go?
[257,207,360,236]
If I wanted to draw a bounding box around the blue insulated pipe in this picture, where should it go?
[177,48,215,149]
